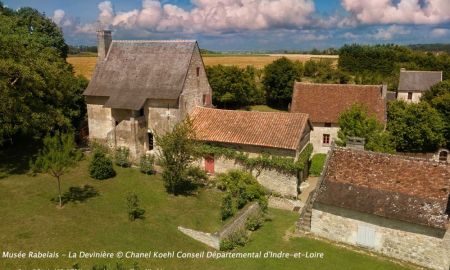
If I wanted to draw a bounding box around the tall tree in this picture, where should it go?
[387,101,445,152]
[262,57,302,108]
[337,104,395,153]
[0,6,87,145]
[31,132,81,207]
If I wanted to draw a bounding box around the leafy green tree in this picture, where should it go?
[387,100,445,152]
[0,6,87,145]
[155,119,206,194]
[337,104,395,153]
[206,65,262,108]
[263,57,302,108]
[31,132,81,207]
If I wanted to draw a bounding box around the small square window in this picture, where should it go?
[407,92,413,100]
[324,123,332,127]
[323,134,330,144]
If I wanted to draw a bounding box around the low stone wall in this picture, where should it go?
[311,203,450,270]
[178,227,220,250]
[178,202,261,250]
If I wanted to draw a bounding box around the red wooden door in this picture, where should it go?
[205,155,215,174]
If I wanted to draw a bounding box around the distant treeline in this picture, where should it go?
[69,45,97,55]
[408,44,450,54]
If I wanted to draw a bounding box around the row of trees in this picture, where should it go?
[0,3,87,145]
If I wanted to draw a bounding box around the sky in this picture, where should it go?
[3,0,450,51]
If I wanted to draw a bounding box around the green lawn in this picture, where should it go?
[246,105,287,112]
[0,153,413,269]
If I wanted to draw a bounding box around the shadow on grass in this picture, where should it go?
[0,138,40,179]
[51,185,99,205]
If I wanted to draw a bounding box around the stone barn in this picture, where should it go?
[83,30,212,158]
[309,147,450,270]
[397,69,442,103]
[190,107,313,198]
[290,82,386,153]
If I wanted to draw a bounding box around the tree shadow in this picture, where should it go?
[51,185,99,205]
[169,181,203,196]
[0,137,40,178]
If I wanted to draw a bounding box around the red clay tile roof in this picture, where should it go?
[190,107,311,151]
[290,82,386,124]
[316,147,450,229]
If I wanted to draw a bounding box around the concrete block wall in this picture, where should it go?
[311,203,450,270]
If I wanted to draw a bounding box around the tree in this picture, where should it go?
[155,119,206,194]
[387,100,445,152]
[206,65,262,108]
[262,57,302,108]
[337,104,395,153]
[31,132,81,207]
[0,6,87,145]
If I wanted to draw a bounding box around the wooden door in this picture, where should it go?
[205,155,215,174]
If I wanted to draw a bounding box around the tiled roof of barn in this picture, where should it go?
[290,82,386,123]
[83,40,197,110]
[398,70,442,92]
[316,147,450,229]
[190,107,311,151]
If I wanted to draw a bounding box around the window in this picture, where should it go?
[196,67,200,77]
[439,150,448,162]
[323,134,330,144]
[407,92,413,100]
[139,108,144,117]
[148,132,154,151]
[324,122,332,127]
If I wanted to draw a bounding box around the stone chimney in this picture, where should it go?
[346,137,365,150]
[97,30,112,61]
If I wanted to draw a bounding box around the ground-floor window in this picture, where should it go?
[407,92,413,100]
[323,134,330,144]
[148,132,154,151]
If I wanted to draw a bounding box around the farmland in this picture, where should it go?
[68,54,338,79]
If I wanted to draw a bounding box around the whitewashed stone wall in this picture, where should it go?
[309,123,339,154]
[86,96,113,141]
[397,92,422,103]
[178,226,220,249]
[311,203,450,270]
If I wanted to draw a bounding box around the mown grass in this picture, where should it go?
[0,152,412,269]
[309,153,327,176]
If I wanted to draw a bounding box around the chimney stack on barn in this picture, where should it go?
[97,30,112,61]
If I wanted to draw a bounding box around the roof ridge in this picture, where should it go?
[334,146,449,167]
[400,70,443,73]
[113,40,196,43]
[195,106,308,116]
[295,81,382,88]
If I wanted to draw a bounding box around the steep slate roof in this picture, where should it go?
[84,40,197,110]
[190,107,311,151]
[316,147,450,229]
[290,82,386,124]
[398,70,442,92]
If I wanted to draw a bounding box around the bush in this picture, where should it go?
[309,154,327,176]
[139,154,155,174]
[126,192,145,221]
[245,212,265,231]
[114,147,130,168]
[220,230,249,251]
[89,151,116,180]
[221,193,234,220]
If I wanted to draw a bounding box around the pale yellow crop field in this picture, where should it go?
[68,54,338,80]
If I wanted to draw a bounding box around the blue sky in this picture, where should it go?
[4,0,450,50]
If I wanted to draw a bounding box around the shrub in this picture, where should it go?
[89,151,116,180]
[114,147,130,167]
[139,154,155,174]
[221,193,234,220]
[245,212,264,231]
[220,230,249,251]
[126,192,145,221]
[309,154,327,176]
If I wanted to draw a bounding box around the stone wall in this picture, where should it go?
[309,123,339,154]
[86,96,113,141]
[178,227,220,250]
[311,203,450,270]
[397,91,422,103]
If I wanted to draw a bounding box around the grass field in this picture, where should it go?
[0,146,412,270]
[67,54,338,80]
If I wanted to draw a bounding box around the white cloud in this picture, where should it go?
[371,25,411,40]
[341,0,450,25]
[52,9,66,25]
[431,28,449,37]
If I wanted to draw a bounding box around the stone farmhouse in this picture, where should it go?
[309,147,450,270]
[83,30,212,159]
[290,82,387,153]
[397,69,442,103]
[190,107,312,198]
